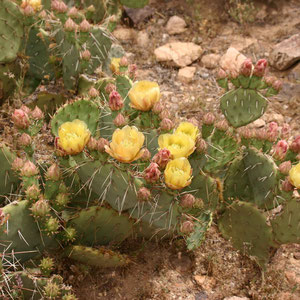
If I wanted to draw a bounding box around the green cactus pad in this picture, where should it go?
[271,197,300,244]
[69,205,133,246]
[204,129,239,173]
[0,201,59,263]
[64,245,130,267]
[76,161,141,212]
[186,211,213,250]
[218,201,273,268]
[0,0,24,63]
[115,75,132,106]
[51,99,100,136]
[223,147,278,209]
[220,88,268,128]
[120,0,149,8]
[0,144,19,197]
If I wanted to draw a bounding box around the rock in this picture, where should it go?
[277,292,299,300]
[269,34,300,70]
[194,275,216,291]
[178,67,196,83]
[136,31,150,48]
[288,62,300,81]
[166,16,187,35]
[154,42,203,67]
[113,27,136,41]
[123,6,155,25]
[230,36,257,52]
[220,47,247,73]
[201,54,221,69]
[252,119,266,128]
[285,270,300,285]
[264,113,285,125]
[223,297,250,300]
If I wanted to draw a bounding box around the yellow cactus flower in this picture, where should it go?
[175,122,199,142]
[58,119,91,155]
[289,162,300,189]
[128,81,160,111]
[22,0,42,11]
[164,158,192,190]
[110,58,121,74]
[105,125,145,163]
[158,133,195,159]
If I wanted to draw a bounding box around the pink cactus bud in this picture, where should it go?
[26,184,41,200]
[152,101,163,114]
[81,50,91,61]
[240,58,253,77]
[113,113,126,127]
[180,220,194,234]
[282,178,294,192]
[12,157,24,171]
[128,64,137,78]
[31,106,44,120]
[273,140,288,160]
[180,194,195,208]
[137,187,151,201]
[160,118,174,131]
[97,138,109,152]
[230,70,239,79]
[141,148,151,161]
[215,120,229,131]
[281,123,290,140]
[57,0,68,13]
[51,0,59,11]
[23,5,34,16]
[256,128,268,140]
[105,83,116,94]
[203,112,215,125]
[240,127,254,139]
[253,59,267,77]
[18,133,32,147]
[39,10,47,18]
[268,122,279,134]
[290,135,300,153]
[188,118,199,127]
[272,80,282,92]
[31,199,50,217]
[67,7,78,18]
[21,161,38,177]
[88,87,99,98]
[46,163,61,181]
[86,137,98,151]
[217,69,227,79]
[195,138,207,153]
[12,109,30,129]
[64,18,77,32]
[20,105,31,114]
[279,161,292,175]
[119,56,128,67]
[264,76,276,87]
[159,110,170,120]
[79,19,91,32]
[109,91,124,111]
[144,162,161,183]
[152,148,171,169]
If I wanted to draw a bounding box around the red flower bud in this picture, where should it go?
[105,83,116,94]
[119,56,128,67]
[79,19,91,32]
[109,91,124,111]
[18,133,32,147]
[272,80,282,92]
[31,199,50,218]
[282,178,294,192]
[141,148,151,161]
[113,113,126,127]
[217,69,227,79]
[67,7,78,18]
[144,162,161,183]
[281,123,290,140]
[180,220,194,234]
[12,109,30,129]
[81,50,91,61]
[180,194,195,208]
[278,161,292,175]
[215,120,229,131]
[46,163,61,181]
[264,76,276,87]
[290,135,300,153]
[31,106,44,120]
[137,187,151,201]
[255,128,268,140]
[159,110,170,120]
[253,59,267,77]
[86,137,98,151]
[152,148,171,169]
[25,184,41,201]
[152,101,163,114]
[21,161,39,177]
[64,18,77,32]
[160,118,174,131]
[128,64,137,79]
[88,87,99,98]
[195,138,207,153]
[12,157,24,171]
[23,5,34,16]
[203,112,215,125]
[57,0,68,13]
[240,58,253,77]
[97,138,109,152]
[273,140,288,160]
[240,127,254,139]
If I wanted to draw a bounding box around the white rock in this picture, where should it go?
[220,47,247,73]
[252,119,266,128]
[113,27,136,41]
[154,42,203,67]
[270,34,300,70]
[166,16,187,35]
[178,67,196,83]
[201,54,221,69]
[136,31,150,48]
[264,113,285,125]
[223,297,250,300]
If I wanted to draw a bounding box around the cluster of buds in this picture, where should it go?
[51,0,68,13]
[109,91,124,111]
[105,83,117,94]
[12,105,43,129]
[144,162,161,183]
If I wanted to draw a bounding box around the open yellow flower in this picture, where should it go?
[164,158,192,190]
[22,0,42,11]
[289,162,300,189]
[110,58,121,74]
[128,81,160,111]
[105,125,145,163]
[175,122,199,142]
[58,119,91,155]
[158,133,195,159]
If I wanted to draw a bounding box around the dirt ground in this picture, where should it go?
[69,0,300,299]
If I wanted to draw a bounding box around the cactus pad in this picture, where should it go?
[218,201,273,268]
[223,147,278,209]
[65,245,130,267]
[271,197,300,244]
[220,88,267,128]
[51,99,100,136]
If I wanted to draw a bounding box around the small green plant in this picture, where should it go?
[227,0,257,24]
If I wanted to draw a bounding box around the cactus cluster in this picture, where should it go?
[0,2,299,298]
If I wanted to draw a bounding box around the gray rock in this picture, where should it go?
[269,34,300,70]
[166,16,187,35]
[201,54,221,69]
[136,31,150,48]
